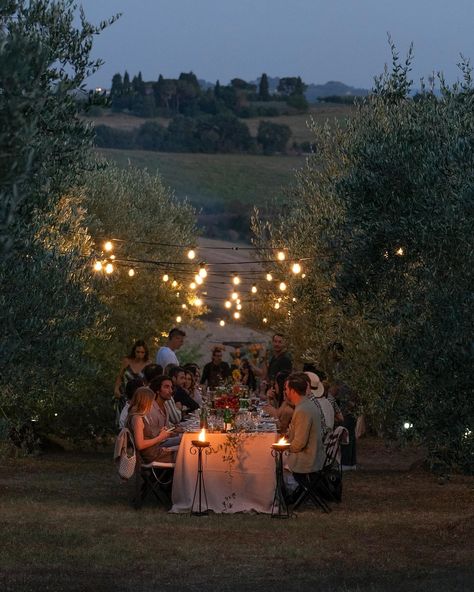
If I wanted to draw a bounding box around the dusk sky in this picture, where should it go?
[81,0,474,90]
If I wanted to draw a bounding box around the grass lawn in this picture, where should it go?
[97,149,305,208]
[1,439,472,592]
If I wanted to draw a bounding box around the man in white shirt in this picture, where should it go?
[155,327,186,368]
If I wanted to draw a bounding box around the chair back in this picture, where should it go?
[323,426,349,470]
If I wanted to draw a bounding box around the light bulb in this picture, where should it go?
[162,274,169,282]
[176,316,182,323]
[292,263,301,274]
[279,282,287,291]
[233,311,240,320]
[232,275,241,285]
[199,265,207,278]
[396,247,404,256]
[93,261,102,272]
[194,298,203,307]
[104,241,113,252]
[182,303,187,309]
[171,280,178,288]
[266,273,273,281]
[251,285,257,294]
[187,249,196,260]
[277,251,285,261]
[128,269,135,277]
[195,275,203,285]
[105,263,114,274]
[110,254,116,260]
[301,273,306,279]
[236,304,242,311]
[263,317,268,323]
[219,320,225,327]
[190,282,197,290]
[231,291,238,300]
[274,302,280,310]
[225,300,232,309]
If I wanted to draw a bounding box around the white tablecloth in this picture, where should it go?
[170,432,277,513]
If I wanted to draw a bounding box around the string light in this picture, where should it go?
[105,263,114,274]
[232,274,241,285]
[219,320,225,327]
[162,274,169,282]
[195,275,203,285]
[176,315,182,323]
[104,241,113,252]
[251,285,257,294]
[301,273,306,279]
[292,262,301,274]
[198,264,207,278]
[266,273,273,281]
[236,303,242,311]
[187,249,196,260]
[128,269,135,277]
[279,282,287,291]
[194,298,203,307]
[171,280,178,288]
[233,311,240,320]
[274,302,280,309]
[396,247,404,256]
[277,251,285,261]
[110,254,116,260]
[181,303,187,309]
[190,282,197,290]
[93,261,102,272]
[263,317,268,323]
[231,291,239,300]
[225,300,232,309]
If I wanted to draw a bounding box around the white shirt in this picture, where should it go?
[155,346,179,368]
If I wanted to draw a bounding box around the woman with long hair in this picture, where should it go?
[183,368,202,406]
[127,387,175,463]
[114,340,152,399]
[263,371,293,434]
[240,358,257,392]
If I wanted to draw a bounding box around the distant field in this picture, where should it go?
[97,149,306,207]
[86,104,353,144]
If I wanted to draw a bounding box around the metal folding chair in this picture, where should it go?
[130,445,179,510]
[292,427,349,512]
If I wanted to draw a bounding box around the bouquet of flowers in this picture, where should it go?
[214,394,240,413]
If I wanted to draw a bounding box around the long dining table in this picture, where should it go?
[170,431,278,514]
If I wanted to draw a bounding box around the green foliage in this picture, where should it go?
[0,1,118,443]
[84,163,200,359]
[257,120,292,154]
[258,73,270,101]
[252,46,474,472]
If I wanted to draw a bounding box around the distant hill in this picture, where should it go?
[245,76,369,102]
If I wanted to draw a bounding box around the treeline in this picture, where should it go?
[95,115,296,155]
[108,71,309,118]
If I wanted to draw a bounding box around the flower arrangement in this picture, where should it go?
[232,368,241,383]
[214,395,240,413]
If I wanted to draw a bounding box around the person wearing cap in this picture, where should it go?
[305,371,334,440]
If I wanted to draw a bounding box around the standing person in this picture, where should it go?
[200,347,231,389]
[267,334,292,382]
[285,373,325,480]
[155,328,186,368]
[114,340,152,400]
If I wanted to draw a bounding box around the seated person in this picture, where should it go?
[149,376,182,426]
[127,387,176,464]
[285,372,325,484]
[263,371,293,433]
[184,368,202,407]
[169,366,200,413]
[119,377,145,428]
[143,363,163,384]
[240,358,257,392]
[305,371,334,441]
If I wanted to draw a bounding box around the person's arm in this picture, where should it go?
[114,358,128,398]
[288,408,312,453]
[131,416,170,450]
[174,389,199,412]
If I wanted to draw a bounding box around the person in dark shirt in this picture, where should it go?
[169,366,199,413]
[267,333,292,382]
[200,347,231,389]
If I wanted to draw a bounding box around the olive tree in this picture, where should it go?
[252,45,473,472]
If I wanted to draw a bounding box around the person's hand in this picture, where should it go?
[158,427,171,443]
[114,389,121,399]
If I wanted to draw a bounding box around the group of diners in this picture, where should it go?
[114,328,358,472]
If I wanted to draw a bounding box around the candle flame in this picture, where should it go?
[277,436,289,445]
[198,428,207,442]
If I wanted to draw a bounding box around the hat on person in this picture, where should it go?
[305,372,324,397]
